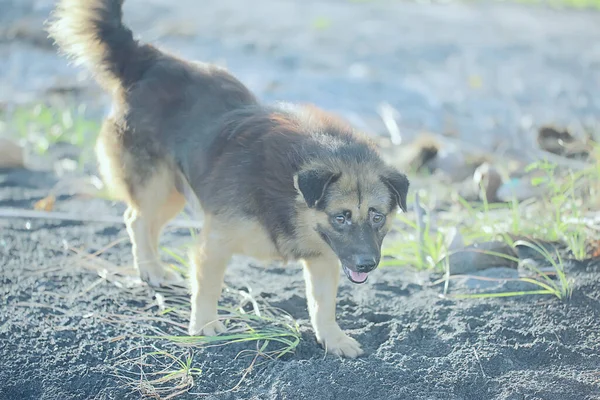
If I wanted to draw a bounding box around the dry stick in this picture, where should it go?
[99,314,189,332]
[377,102,403,145]
[473,348,487,378]
[238,287,262,318]
[13,301,67,314]
[89,236,131,258]
[0,207,202,230]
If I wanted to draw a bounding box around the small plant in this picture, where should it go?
[383,145,600,301]
[443,239,573,301]
[113,347,203,399]
[74,239,302,397]
[0,103,99,167]
[522,158,596,260]
[155,242,302,361]
[381,212,448,271]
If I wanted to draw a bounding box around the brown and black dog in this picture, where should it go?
[47,0,409,358]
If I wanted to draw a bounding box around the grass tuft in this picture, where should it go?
[383,142,600,300]
[70,239,301,398]
[113,347,202,400]
[1,103,99,165]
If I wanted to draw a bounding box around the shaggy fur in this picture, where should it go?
[47,0,409,358]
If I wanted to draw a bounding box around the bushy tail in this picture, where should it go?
[46,0,153,92]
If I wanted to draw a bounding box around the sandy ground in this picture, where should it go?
[1,167,599,399]
[1,0,600,399]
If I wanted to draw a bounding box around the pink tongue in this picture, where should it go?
[350,270,368,282]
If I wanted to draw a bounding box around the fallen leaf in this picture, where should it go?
[589,240,600,258]
[34,194,56,211]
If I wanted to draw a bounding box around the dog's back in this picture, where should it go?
[47,0,258,204]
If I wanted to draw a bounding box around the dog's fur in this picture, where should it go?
[47,0,409,358]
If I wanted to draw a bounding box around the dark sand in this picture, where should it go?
[1,0,600,399]
[1,163,600,400]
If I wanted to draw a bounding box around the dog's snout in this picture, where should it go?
[353,255,378,272]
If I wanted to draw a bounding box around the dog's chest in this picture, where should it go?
[228,220,282,262]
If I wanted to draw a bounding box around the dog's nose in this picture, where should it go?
[353,255,378,272]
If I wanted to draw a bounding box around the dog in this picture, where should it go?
[47,0,409,358]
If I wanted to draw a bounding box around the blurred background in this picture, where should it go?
[1,0,599,201]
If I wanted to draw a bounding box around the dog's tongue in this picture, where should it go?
[350,270,368,283]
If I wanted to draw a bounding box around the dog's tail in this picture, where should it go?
[46,0,154,92]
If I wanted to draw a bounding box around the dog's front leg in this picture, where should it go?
[188,219,231,336]
[302,256,364,358]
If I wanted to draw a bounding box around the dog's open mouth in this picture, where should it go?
[342,265,369,284]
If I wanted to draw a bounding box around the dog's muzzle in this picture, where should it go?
[342,255,379,284]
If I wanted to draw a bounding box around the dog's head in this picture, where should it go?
[294,162,409,284]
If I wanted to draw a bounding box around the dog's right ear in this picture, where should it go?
[293,169,340,208]
[380,170,410,213]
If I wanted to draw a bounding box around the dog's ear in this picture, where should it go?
[380,171,409,213]
[294,169,340,208]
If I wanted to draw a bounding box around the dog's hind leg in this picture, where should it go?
[123,166,186,287]
[188,215,232,336]
[302,256,364,358]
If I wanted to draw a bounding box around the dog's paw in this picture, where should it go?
[161,268,185,286]
[318,329,364,359]
[140,266,183,288]
[188,318,226,337]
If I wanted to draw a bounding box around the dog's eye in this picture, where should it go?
[371,213,385,225]
[334,211,352,225]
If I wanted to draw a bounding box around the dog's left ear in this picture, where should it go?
[294,169,341,208]
[380,171,410,212]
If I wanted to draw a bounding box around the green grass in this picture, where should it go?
[113,348,203,399]
[152,244,302,363]
[443,238,574,300]
[110,300,301,398]
[109,291,301,397]
[383,144,600,300]
[153,244,303,361]
[0,103,100,168]
[71,238,302,398]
